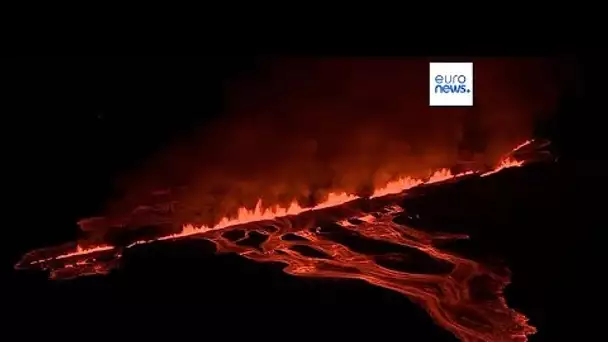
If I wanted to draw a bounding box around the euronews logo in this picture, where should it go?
[434,74,471,94]
[429,62,473,106]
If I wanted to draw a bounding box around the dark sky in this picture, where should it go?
[3,56,259,254]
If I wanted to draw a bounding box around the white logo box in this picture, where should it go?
[429,62,474,107]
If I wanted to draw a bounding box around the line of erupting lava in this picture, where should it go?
[33,140,531,263]
[16,139,544,342]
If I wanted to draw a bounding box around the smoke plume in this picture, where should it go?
[100,58,562,229]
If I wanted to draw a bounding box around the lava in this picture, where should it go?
[55,244,115,259]
[216,205,536,341]
[15,139,547,342]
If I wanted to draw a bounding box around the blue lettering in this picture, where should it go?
[434,74,467,84]
[433,73,470,94]
[434,84,469,94]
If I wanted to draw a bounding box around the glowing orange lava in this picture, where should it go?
[55,244,115,259]
[15,139,544,342]
[481,157,525,177]
[31,140,534,263]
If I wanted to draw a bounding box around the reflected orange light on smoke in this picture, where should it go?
[48,140,533,261]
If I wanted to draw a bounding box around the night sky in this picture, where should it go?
[4,57,257,250]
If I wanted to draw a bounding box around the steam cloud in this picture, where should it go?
[100,58,562,229]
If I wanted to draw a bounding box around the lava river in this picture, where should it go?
[15,139,553,342]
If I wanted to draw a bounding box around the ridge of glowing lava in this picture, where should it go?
[55,244,115,259]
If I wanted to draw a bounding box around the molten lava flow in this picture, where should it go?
[55,244,115,259]
[200,205,536,341]
[15,139,545,342]
[481,157,525,177]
